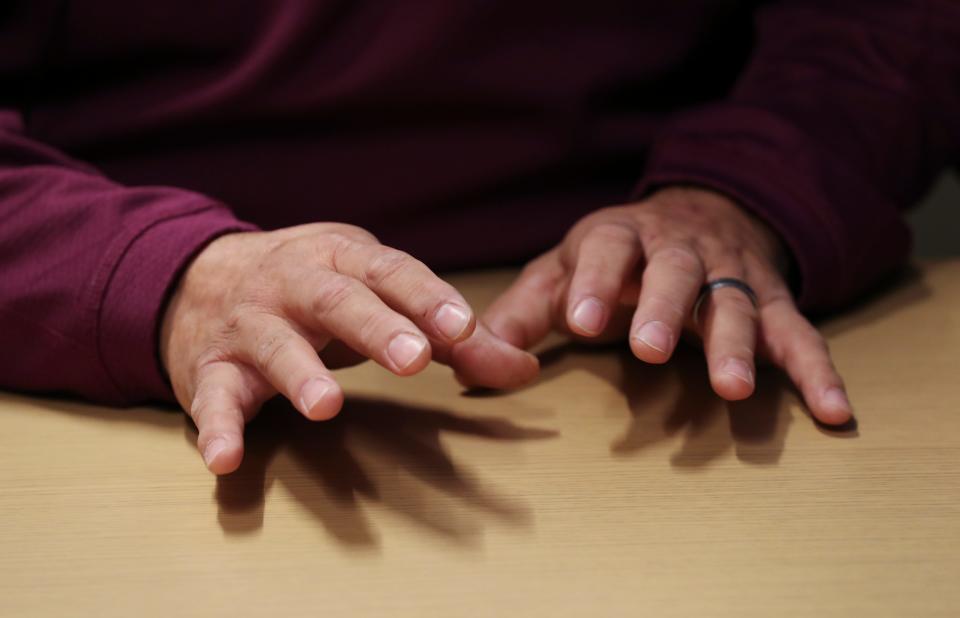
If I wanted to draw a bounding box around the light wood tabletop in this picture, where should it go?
[1,261,958,618]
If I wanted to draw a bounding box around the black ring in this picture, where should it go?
[693,278,759,328]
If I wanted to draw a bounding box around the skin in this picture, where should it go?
[161,186,853,475]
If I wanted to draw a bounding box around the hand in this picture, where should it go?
[478,186,853,426]
[160,223,537,474]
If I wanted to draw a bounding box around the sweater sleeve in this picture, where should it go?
[635,0,960,312]
[0,109,257,405]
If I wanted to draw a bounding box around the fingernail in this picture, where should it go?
[202,437,228,467]
[299,377,334,416]
[572,297,606,335]
[434,303,472,340]
[634,321,673,354]
[722,358,754,386]
[822,387,852,412]
[387,332,427,370]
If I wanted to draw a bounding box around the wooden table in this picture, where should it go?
[2,262,958,617]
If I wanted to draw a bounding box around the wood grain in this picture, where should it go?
[1,261,958,617]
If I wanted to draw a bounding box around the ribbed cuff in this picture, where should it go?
[96,203,258,404]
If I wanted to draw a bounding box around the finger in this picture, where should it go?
[190,361,258,475]
[565,222,641,337]
[287,271,432,375]
[629,243,705,363]
[443,323,540,389]
[482,250,565,349]
[759,297,853,425]
[234,313,345,420]
[323,237,477,344]
[697,271,759,401]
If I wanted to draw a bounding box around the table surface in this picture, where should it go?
[2,261,959,618]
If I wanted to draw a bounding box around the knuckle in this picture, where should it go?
[189,390,210,421]
[322,232,358,272]
[189,385,224,425]
[783,332,829,373]
[520,252,559,281]
[811,333,831,357]
[565,207,627,242]
[592,205,630,219]
[255,234,291,266]
[764,290,794,308]
[416,282,457,320]
[356,310,395,350]
[656,245,703,278]
[194,347,233,380]
[310,276,355,317]
[584,222,638,247]
[253,330,292,375]
[222,304,256,336]
[703,242,744,267]
[520,264,563,295]
[645,293,687,322]
[221,305,275,351]
[791,315,829,354]
[325,223,378,243]
[364,248,417,288]
[222,310,244,338]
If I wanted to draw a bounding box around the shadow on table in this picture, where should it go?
[508,265,936,466]
[12,391,555,551]
[519,328,874,470]
[521,343,802,469]
[194,397,556,549]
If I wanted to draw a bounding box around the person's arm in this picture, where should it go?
[636,0,960,312]
[480,0,960,426]
[0,108,257,404]
[0,107,538,474]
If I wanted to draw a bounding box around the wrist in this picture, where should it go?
[159,231,256,379]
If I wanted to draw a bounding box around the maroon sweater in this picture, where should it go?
[1,1,958,405]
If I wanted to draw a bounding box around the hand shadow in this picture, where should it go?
[191,397,557,549]
[484,263,933,464]
[533,341,854,470]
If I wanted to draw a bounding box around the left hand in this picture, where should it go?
[471,185,853,426]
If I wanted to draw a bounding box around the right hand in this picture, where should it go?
[160,223,538,474]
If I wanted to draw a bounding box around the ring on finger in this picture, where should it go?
[692,277,758,329]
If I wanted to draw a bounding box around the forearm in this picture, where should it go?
[0,110,255,404]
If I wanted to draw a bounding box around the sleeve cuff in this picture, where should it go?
[96,203,258,404]
[633,104,912,313]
